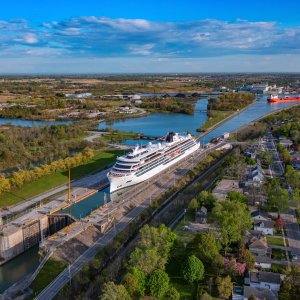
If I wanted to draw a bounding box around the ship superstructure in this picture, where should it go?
[107,132,200,193]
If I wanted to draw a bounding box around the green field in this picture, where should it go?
[30,258,67,299]
[266,236,285,247]
[198,110,234,131]
[100,131,139,142]
[1,149,124,208]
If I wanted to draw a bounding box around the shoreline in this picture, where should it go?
[196,100,257,139]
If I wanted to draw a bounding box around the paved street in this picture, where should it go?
[282,209,300,263]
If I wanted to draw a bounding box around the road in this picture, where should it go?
[282,209,300,264]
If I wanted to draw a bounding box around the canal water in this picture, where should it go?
[60,187,111,219]
[0,118,72,127]
[98,99,208,136]
[0,246,40,293]
[1,97,297,293]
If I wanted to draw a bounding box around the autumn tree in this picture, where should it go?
[216,276,233,299]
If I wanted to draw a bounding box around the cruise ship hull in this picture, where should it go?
[267,96,300,103]
[108,142,200,193]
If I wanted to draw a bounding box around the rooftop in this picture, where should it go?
[249,271,281,284]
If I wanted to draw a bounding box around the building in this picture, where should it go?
[279,138,293,148]
[195,206,207,224]
[251,210,271,222]
[243,286,278,300]
[65,93,92,99]
[253,220,274,235]
[254,255,272,269]
[291,154,300,170]
[247,271,281,291]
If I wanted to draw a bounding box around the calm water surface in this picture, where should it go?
[0,118,72,127]
[98,99,208,136]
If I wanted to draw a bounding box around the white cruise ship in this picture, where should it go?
[107,132,200,193]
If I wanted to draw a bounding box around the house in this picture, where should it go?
[243,286,278,300]
[249,239,271,257]
[247,271,281,291]
[251,210,271,222]
[249,165,264,183]
[279,138,293,148]
[253,220,274,235]
[254,255,272,269]
[195,206,207,224]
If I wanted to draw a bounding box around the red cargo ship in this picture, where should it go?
[267,94,300,103]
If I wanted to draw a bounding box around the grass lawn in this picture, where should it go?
[30,258,67,299]
[173,211,196,244]
[266,236,285,247]
[1,149,124,208]
[100,131,139,142]
[271,263,288,274]
[198,110,234,131]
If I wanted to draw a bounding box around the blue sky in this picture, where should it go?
[1,0,300,73]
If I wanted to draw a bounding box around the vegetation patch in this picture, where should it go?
[266,236,285,247]
[0,149,123,207]
[30,258,67,299]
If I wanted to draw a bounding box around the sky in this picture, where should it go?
[1,0,300,73]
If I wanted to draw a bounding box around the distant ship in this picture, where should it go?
[267,94,300,103]
[107,132,200,193]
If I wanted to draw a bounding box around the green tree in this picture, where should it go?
[226,191,247,204]
[216,276,233,299]
[189,198,199,212]
[165,286,180,300]
[123,267,146,299]
[212,200,252,251]
[147,270,169,298]
[100,281,132,300]
[267,187,289,213]
[200,292,213,300]
[280,266,300,298]
[191,232,221,265]
[197,191,217,211]
[285,165,300,189]
[129,248,161,274]
[182,255,205,284]
[292,188,300,211]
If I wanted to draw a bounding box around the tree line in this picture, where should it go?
[0,147,94,195]
[140,97,195,115]
[207,92,255,112]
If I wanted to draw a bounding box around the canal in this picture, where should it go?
[1,97,298,293]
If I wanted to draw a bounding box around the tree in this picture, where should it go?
[237,248,255,271]
[100,281,132,300]
[123,267,146,299]
[165,286,180,300]
[129,248,161,273]
[147,270,169,298]
[292,188,300,211]
[191,232,221,265]
[212,200,252,251]
[226,191,247,204]
[197,191,217,211]
[129,224,176,273]
[267,187,289,213]
[200,292,213,300]
[281,148,291,164]
[285,165,300,189]
[0,175,11,194]
[216,276,233,299]
[280,266,300,298]
[182,255,205,284]
[189,198,199,212]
